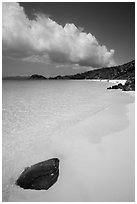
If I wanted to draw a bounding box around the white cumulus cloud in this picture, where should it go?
[2,2,115,68]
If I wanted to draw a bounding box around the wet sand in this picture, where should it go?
[7,88,135,202]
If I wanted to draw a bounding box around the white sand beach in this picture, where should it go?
[2,80,135,202]
[108,79,127,85]
[2,1,135,202]
[91,79,126,85]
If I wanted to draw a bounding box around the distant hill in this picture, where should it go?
[29,74,47,80]
[2,74,47,80]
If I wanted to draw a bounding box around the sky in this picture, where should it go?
[2,2,135,77]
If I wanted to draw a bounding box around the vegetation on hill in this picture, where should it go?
[49,60,135,80]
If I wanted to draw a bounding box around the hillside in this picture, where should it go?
[49,60,135,80]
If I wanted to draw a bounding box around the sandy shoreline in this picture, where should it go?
[3,80,135,202]
[7,83,135,202]
[90,79,126,85]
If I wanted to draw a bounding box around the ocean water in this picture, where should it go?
[2,80,135,202]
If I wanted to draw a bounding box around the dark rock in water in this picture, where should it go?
[117,83,123,89]
[107,83,123,90]
[16,158,59,190]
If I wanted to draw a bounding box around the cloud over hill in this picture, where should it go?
[2,2,115,68]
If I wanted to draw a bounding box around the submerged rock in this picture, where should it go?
[16,158,59,190]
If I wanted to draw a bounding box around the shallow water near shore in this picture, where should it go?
[2,80,135,202]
